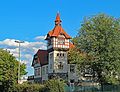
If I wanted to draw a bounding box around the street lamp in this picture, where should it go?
[15,40,24,83]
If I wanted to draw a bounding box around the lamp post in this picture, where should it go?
[15,40,24,83]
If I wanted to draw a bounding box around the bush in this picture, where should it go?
[9,79,66,92]
[44,79,66,92]
[14,83,44,92]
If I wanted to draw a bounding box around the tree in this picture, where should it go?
[0,49,27,92]
[44,78,65,92]
[68,47,84,64]
[75,14,120,85]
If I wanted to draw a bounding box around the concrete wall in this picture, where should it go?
[68,64,78,82]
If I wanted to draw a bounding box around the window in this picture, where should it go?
[63,53,64,57]
[38,68,40,76]
[60,53,62,57]
[35,68,41,76]
[58,38,65,45]
[57,53,59,56]
[70,65,75,73]
[58,62,63,70]
[56,53,65,58]
[42,67,45,75]
[70,79,74,83]
[35,69,37,76]
[50,64,52,69]
[46,66,48,74]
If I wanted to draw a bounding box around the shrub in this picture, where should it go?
[14,83,44,92]
[44,78,66,92]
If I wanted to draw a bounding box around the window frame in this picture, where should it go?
[58,37,65,45]
[70,65,75,73]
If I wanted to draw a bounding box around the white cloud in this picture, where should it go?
[0,37,47,69]
[24,54,33,59]
[0,39,18,47]
[34,36,46,41]
[21,60,28,64]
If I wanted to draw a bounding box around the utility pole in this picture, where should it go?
[15,40,24,83]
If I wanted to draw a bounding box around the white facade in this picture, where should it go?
[41,65,48,81]
[53,50,68,73]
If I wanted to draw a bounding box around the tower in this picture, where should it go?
[45,13,71,79]
[32,13,77,83]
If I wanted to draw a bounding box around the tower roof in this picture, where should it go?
[55,13,61,25]
[45,13,71,40]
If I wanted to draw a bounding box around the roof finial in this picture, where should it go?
[55,12,61,25]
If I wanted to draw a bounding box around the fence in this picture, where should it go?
[64,85,120,92]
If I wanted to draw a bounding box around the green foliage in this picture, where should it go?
[76,13,120,84]
[9,79,65,92]
[0,49,27,92]
[44,78,66,92]
[68,48,84,64]
[14,83,44,92]
[20,63,27,76]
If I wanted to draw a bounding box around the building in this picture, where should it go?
[32,13,78,83]
[27,75,34,84]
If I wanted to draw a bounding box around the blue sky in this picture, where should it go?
[0,0,120,76]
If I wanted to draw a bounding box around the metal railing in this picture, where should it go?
[64,84,120,92]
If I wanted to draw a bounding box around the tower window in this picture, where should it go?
[56,53,65,58]
[58,62,63,70]
[63,53,64,57]
[60,53,62,57]
[58,38,65,45]
[57,53,59,56]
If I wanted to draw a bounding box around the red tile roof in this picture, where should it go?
[32,49,48,66]
[69,42,75,48]
[55,13,62,24]
[48,26,71,38]
[37,49,48,66]
[45,13,71,40]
